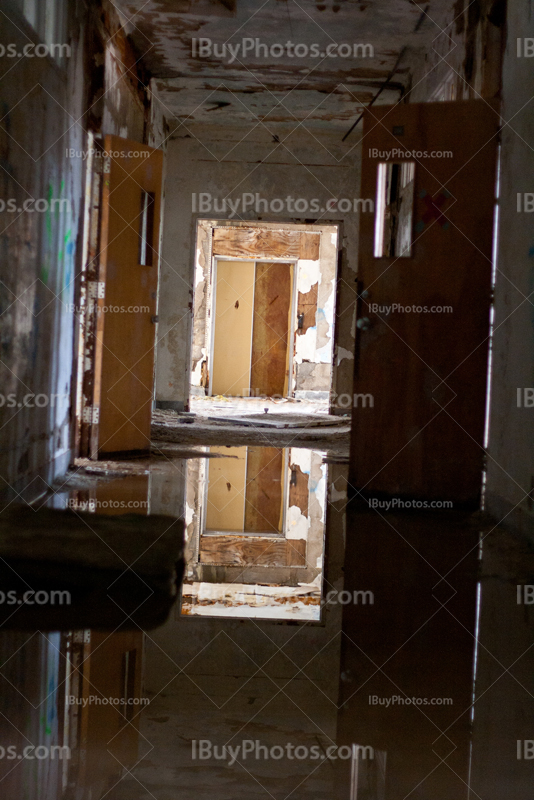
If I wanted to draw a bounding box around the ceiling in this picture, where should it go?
[114,0,455,130]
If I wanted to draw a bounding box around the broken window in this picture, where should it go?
[374,162,415,257]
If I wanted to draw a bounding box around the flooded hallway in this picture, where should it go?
[0,0,533,798]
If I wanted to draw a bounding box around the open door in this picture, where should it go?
[350,100,499,506]
[337,100,499,799]
[79,135,163,458]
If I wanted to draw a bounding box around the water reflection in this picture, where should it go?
[1,445,529,800]
[183,446,327,620]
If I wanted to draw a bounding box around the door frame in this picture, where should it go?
[208,255,298,398]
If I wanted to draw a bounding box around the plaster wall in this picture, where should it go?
[0,3,86,501]
[485,0,534,537]
[155,123,362,412]
[0,1,167,502]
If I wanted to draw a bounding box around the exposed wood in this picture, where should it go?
[213,228,320,260]
[250,263,292,397]
[244,446,284,533]
[288,463,309,518]
[350,100,499,505]
[0,504,184,629]
[93,135,163,457]
[296,282,318,335]
[213,228,301,258]
[200,535,306,566]
[299,232,320,260]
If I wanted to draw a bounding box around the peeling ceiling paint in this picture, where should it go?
[112,0,457,128]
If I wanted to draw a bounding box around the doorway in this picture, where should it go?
[190,220,340,409]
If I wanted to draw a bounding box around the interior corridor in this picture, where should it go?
[0,0,533,799]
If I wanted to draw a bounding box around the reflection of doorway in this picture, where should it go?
[211,260,295,398]
[205,446,286,535]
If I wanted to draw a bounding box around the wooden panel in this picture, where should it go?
[250,263,292,396]
[200,535,306,566]
[350,100,499,504]
[205,446,247,531]
[94,135,163,457]
[213,228,320,260]
[244,446,284,533]
[211,260,255,396]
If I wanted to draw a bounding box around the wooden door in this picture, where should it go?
[211,260,255,396]
[250,262,293,397]
[350,100,499,506]
[90,135,163,457]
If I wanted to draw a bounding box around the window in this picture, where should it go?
[16,0,69,64]
[139,192,156,266]
[374,162,415,258]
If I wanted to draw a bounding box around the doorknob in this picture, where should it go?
[356,317,371,331]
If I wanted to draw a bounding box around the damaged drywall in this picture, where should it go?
[187,219,340,403]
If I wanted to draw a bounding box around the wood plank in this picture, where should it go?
[213,228,320,261]
[244,446,284,533]
[299,232,320,260]
[213,227,302,258]
[200,535,306,566]
[250,262,292,396]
